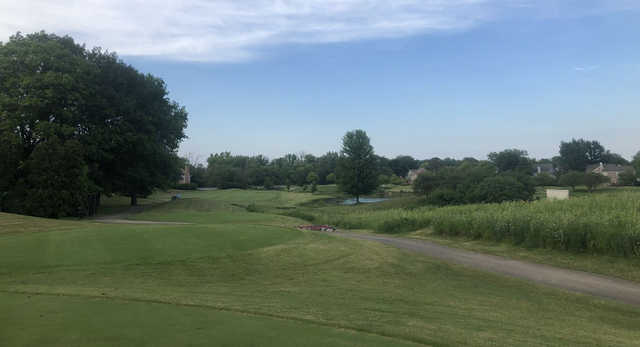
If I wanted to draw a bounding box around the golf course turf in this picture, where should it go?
[2,190,640,346]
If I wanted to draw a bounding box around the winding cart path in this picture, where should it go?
[335,232,640,307]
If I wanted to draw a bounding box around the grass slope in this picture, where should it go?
[2,190,640,346]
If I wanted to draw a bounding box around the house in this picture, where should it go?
[534,163,556,177]
[586,163,635,185]
[406,168,426,184]
[178,165,191,185]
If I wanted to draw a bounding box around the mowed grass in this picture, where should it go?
[2,190,640,346]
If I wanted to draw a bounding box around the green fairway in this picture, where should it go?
[2,190,640,346]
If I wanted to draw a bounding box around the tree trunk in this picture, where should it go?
[131,194,137,206]
[356,195,360,204]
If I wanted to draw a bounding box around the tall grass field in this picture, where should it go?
[298,192,640,257]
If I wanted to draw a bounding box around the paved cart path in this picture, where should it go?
[334,232,640,307]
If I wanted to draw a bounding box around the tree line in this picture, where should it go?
[186,135,639,207]
[0,32,188,218]
[186,150,415,191]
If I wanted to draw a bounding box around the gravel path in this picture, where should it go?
[334,232,640,307]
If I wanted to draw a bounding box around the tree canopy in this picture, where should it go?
[336,129,379,203]
[559,139,605,172]
[488,149,533,174]
[0,32,187,216]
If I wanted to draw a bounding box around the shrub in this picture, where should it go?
[427,188,464,206]
[533,173,557,186]
[469,175,534,203]
[618,169,637,186]
[326,173,336,184]
[583,173,609,192]
[559,171,584,190]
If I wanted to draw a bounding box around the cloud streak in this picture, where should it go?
[0,0,638,62]
[573,65,600,72]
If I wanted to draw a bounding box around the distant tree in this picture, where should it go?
[559,171,585,191]
[487,149,533,174]
[378,174,391,185]
[326,173,336,184]
[316,152,339,184]
[389,155,419,177]
[413,171,439,197]
[336,129,379,203]
[633,151,640,173]
[468,175,534,203]
[390,174,407,185]
[559,139,605,172]
[375,155,395,177]
[583,173,609,192]
[263,177,274,190]
[618,169,637,186]
[306,172,319,185]
[601,151,629,165]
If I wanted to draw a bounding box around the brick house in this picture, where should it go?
[586,163,635,185]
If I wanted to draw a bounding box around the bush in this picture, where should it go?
[378,174,391,185]
[618,169,637,186]
[469,175,534,203]
[326,173,336,184]
[583,173,609,192]
[427,188,464,206]
[559,171,584,190]
[533,173,557,186]
[390,174,407,185]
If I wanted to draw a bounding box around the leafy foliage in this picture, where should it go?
[413,160,534,205]
[533,173,557,186]
[583,173,610,192]
[487,149,533,174]
[0,32,187,215]
[336,129,379,202]
[559,139,605,172]
[558,171,585,190]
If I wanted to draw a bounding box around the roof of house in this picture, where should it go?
[586,163,634,173]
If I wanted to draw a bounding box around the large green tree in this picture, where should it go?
[488,149,533,174]
[336,129,379,203]
[0,31,187,214]
[389,155,419,178]
[559,139,605,172]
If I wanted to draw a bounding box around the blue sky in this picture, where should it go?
[2,1,639,161]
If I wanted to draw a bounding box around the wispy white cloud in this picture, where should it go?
[573,65,600,72]
[0,1,638,62]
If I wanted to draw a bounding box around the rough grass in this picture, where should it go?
[2,189,640,346]
[302,191,640,257]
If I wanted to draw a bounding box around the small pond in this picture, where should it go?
[341,197,389,205]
